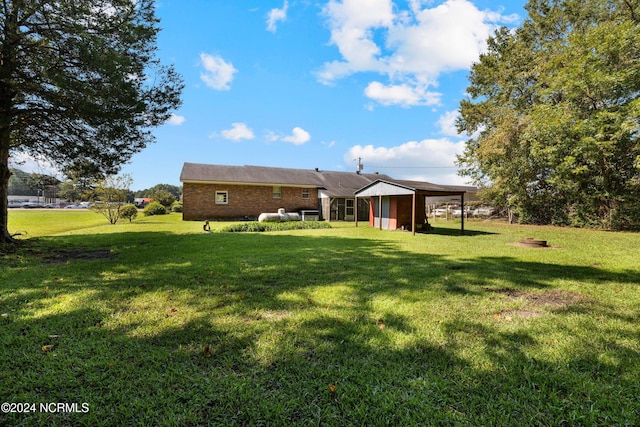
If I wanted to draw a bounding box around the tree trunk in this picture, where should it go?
[0,2,17,244]
[0,142,14,244]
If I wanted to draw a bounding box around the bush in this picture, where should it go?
[120,204,138,222]
[219,221,331,233]
[143,201,167,216]
[152,190,176,208]
[171,201,183,213]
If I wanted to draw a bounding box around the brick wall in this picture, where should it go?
[182,183,319,220]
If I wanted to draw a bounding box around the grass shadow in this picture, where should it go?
[1,230,639,425]
[418,225,498,236]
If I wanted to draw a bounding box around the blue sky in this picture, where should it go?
[14,0,527,190]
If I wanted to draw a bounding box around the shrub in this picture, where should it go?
[219,221,331,233]
[152,190,176,208]
[120,204,138,222]
[143,201,167,216]
[171,201,183,213]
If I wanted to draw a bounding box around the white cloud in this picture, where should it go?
[319,0,518,107]
[385,0,497,75]
[167,114,186,126]
[282,127,311,145]
[266,127,311,145]
[220,123,255,141]
[364,81,441,107]
[265,130,280,143]
[199,53,237,90]
[437,110,461,137]
[318,0,394,83]
[266,0,288,32]
[323,140,337,148]
[344,138,468,184]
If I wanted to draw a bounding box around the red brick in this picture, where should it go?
[182,183,318,221]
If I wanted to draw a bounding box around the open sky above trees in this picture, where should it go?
[10,0,527,190]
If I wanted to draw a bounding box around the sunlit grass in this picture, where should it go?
[1,211,639,425]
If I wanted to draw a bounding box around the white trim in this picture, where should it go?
[272,186,282,199]
[356,181,414,197]
[215,191,228,205]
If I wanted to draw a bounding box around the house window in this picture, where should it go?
[346,199,354,217]
[302,189,310,200]
[215,191,228,205]
[272,186,282,199]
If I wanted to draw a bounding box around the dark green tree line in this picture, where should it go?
[457,0,640,229]
[134,183,182,200]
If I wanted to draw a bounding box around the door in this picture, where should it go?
[372,196,390,229]
[345,199,354,221]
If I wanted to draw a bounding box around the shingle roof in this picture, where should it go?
[180,163,319,186]
[316,171,395,197]
[180,163,476,197]
[180,163,394,196]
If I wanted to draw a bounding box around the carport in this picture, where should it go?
[354,179,471,236]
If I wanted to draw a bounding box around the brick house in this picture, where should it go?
[180,163,393,221]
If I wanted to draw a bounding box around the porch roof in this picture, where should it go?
[354,179,476,236]
[354,179,473,197]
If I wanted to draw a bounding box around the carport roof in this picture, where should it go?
[355,179,475,197]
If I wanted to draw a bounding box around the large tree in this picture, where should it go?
[0,0,183,242]
[457,0,640,229]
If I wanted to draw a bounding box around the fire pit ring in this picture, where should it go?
[519,237,548,248]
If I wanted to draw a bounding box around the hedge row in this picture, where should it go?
[218,221,331,233]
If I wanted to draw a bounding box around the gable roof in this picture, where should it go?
[180,163,394,196]
[384,179,476,193]
[355,179,476,197]
[315,171,394,197]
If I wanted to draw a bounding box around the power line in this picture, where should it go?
[366,165,459,169]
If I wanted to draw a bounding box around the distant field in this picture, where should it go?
[7,209,198,238]
[8,209,115,238]
[1,211,639,425]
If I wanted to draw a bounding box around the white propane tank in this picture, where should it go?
[258,208,301,222]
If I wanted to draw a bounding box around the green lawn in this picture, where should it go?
[1,211,639,426]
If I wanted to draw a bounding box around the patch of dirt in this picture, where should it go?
[523,289,588,307]
[487,288,589,306]
[44,249,115,264]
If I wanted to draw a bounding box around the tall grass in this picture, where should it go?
[1,212,639,425]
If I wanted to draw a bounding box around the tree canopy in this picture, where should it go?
[457,0,640,229]
[134,183,181,200]
[1,0,183,242]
